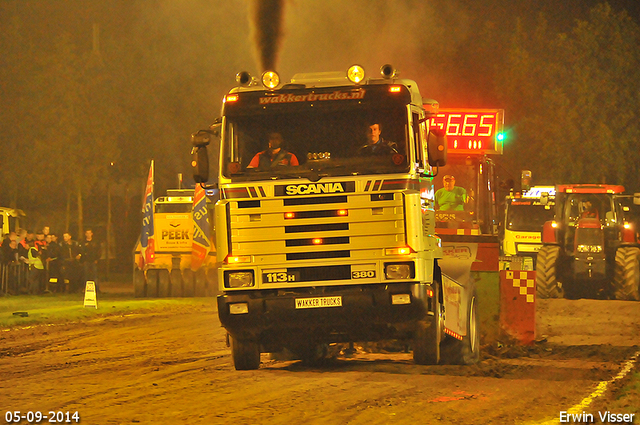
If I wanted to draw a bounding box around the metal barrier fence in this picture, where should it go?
[1,262,29,295]
[0,262,68,295]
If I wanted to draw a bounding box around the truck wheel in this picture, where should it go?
[536,246,563,298]
[440,293,480,365]
[293,343,329,366]
[133,269,146,298]
[231,335,260,370]
[195,269,207,297]
[182,269,196,297]
[146,270,159,298]
[413,291,442,365]
[170,269,183,297]
[158,269,170,298]
[613,247,640,301]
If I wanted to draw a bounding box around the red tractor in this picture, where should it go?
[536,184,640,300]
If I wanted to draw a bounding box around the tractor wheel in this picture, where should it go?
[195,269,207,297]
[613,247,640,301]
[182,269,196,297]
[146,270,159,298]
[440,292,480,365]
[170,269,183,297]
[230,335,261,370]
[536,246,563,299]
[413,286,442,365]
[157,269,170,298]
[133,269,146,298]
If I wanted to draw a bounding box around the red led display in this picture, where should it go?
[428,109,504,155]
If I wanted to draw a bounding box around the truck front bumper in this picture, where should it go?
[217,282,435,346]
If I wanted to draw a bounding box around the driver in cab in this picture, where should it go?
[358,123,398,156]
[248,132,299,169]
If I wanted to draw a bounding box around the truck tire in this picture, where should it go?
[182,269,195,297]
[231,335,260,370]
[613,247,640,301]
[170,269,183,297]
[440,292,480,365]
[536,246,563,298]
[292,343,328,366]
[195,269,207,297]
[146,270,159,298]
[157,269,170,298]
[133,269,146,298]
[413,288,442,365]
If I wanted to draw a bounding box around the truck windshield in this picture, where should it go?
[221,105,410,181]
[506,202,554,232]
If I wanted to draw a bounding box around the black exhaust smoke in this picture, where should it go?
[249,0,285,72]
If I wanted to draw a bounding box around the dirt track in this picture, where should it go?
[1,298,639,425]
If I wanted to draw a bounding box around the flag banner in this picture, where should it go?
[139,160,155,268]
[191,183,211,271]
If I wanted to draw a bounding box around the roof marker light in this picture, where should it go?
[262,71,280,89]
[347,65,365,84]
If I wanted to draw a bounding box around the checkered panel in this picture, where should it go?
[506,270,536,303]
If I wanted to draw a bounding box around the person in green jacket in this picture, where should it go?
[435,175,467,211]
[27,241,44,294]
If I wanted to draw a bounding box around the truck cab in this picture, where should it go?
[501,186,555,270]
[193,65,480,369]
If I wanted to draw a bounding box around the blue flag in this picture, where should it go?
[191,183,211,271]
[139,160,155,267]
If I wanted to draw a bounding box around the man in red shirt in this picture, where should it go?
[248,132,299,169]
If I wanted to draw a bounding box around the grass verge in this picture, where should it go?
[0,292,214,329]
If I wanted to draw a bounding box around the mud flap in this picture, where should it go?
[473,271,500,344]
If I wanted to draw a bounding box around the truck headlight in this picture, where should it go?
[385,263,413,279]
[226,271,255,288]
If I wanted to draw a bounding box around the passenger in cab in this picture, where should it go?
[358,123,398,156]
[435,175,468,211]
[248,132,299,169]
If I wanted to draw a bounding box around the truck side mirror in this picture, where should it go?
[192,146,209,183]
[192,129,212,148]
[191,122,222,183]
[427,128,447,167]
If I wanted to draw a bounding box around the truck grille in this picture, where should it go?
[227,192,405,283]
[286,250,350,261]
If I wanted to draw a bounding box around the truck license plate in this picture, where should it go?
[295,296,342,309]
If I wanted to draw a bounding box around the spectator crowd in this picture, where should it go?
[0,227,101,295]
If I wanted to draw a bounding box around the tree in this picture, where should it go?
[35,32,122,235]
[496,3,640,190]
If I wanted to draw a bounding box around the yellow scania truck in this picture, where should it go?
[191,65,479,369]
